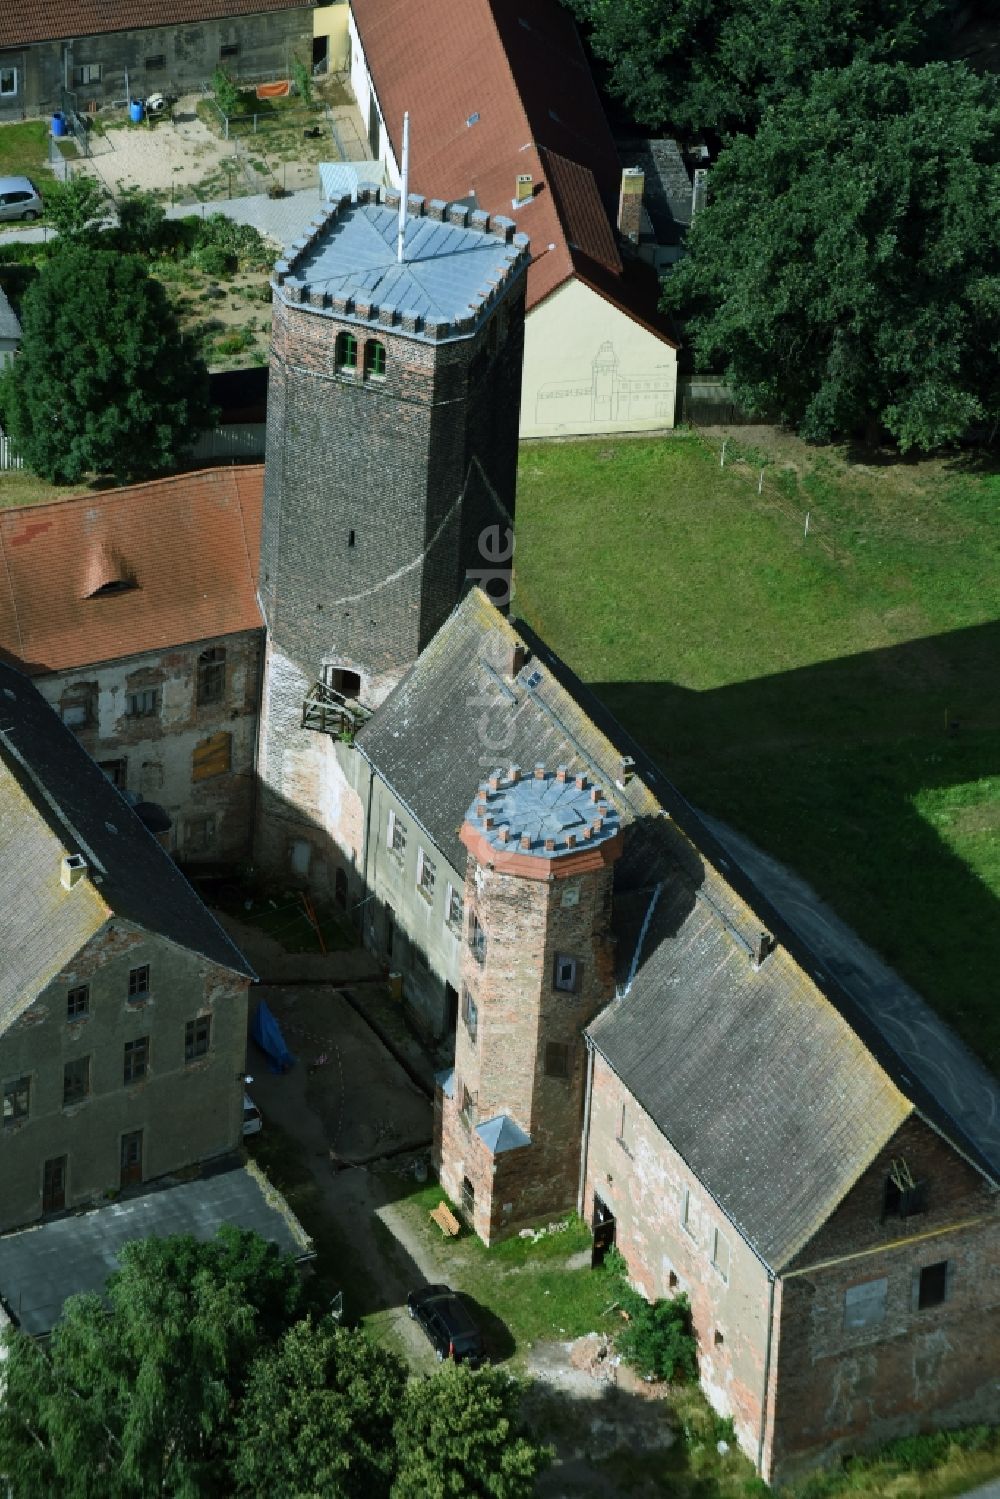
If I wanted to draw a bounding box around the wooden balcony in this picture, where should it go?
[301,682,372,740]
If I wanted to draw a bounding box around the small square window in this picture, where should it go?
[220,43,240,59]
[61,685,96,728]
[184,816,216,853]
[63,1056,90,1107]
[0,68,19,97]
[185,1014,211,1062]
[844,1277,888,1329]
[917,1261,948,1310]
[123,1037,149,1084]
[462,987,478,1044]
[544,1041,571,1079]
[128,965,150,1001]
[67,984,90,1020]
[553,955,578,992]
[3,1076,30,1126]
[74,63,102,85]
[99,758,127,789]
[145,54,166,70]
[416,848,436,901]
[126,688,159,718]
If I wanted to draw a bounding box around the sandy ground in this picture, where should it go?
[77,88,370,200]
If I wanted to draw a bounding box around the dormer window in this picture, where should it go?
[883,1158,927,1219]
[89,579,138,597]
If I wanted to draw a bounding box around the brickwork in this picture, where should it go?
[34,631,262,864]
[0,919,249,1232]
[436,768,621,1242]
[584,1053,773,1470]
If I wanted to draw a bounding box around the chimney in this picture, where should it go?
[510,642,529,678]
[691,168,708,219]
[752,931,774,969]
[514,174,533,206]
[61,853,88,890]
[616,754,635,788]
[618,166,644,246]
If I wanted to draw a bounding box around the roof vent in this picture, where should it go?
[752,931,775,969]
[61,853,88,890]
[514,174,533,206]
[616,755,636,788]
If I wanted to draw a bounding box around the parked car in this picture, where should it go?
[407,1284,485,1366]
[242,1092,263,1136]
[0,177,43,223]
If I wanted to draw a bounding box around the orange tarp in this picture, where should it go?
[256,80,290,99]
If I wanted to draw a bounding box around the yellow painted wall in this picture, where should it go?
[314,0,350,71]
[522,278,677,438]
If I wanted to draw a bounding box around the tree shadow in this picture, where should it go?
[590,617,1000,1073]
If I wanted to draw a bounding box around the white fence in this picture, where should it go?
[0,424,265,473]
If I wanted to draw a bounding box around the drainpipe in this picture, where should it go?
[576,1038,596,1216]
[359,751,376,942]
[757,1271,776,1476]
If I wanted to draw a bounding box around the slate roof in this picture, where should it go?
[1,0,306,48]
[349,0,677,344]
[357,587,1000,1268]
[476,1114,531,1156]
[0,1164,311,1336]
[0,467,263,676]
[0,660,252,1034]
[281,196,528,336]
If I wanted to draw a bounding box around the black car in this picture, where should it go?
[407,1284,485,1366]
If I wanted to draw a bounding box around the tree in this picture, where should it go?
[393,1365,551,1499]
[0,244,213,483]
[44,173,108,241]
[661,61,1000,451]
[234,1317,407,1497]
[0,1229,304,1498]
[566,0,949,136]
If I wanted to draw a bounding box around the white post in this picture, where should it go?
[397,110,410,264]
[758,469,764,494]
[804,511,811,538]
[720,439,727,468]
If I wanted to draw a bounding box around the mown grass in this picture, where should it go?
[0,120,55,188]
[515,432,1000,1072]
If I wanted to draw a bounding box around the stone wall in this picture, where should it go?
[34,630,262,864]
[0,918,249,1232]
[0,10,312,120]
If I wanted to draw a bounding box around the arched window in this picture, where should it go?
[364,340,386,379]
[335,331,358,370]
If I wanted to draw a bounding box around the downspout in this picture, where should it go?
[576,1038,596,1217]
[757,1272,776,1476]
[360,750,375,941]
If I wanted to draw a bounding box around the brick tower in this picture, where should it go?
[435,764,623,1244]
[256,185,529,881]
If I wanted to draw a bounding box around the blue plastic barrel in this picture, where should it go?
[51,112,67,138]
[129,99,144,124]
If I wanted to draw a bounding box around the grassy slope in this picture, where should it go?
[514,433,1000,1072]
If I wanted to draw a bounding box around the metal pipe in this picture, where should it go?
[757,1272,776,1475]
[577,1038,596,1216]
[396,110,409,263]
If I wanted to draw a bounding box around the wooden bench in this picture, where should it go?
[430,1200,461,1237]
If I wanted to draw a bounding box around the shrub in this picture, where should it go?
[193,242,235,277]
[211,67,241,119]
[194,214,272,272]
[607,1250,698,1382]
[291,57,313,108]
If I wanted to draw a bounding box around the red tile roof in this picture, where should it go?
[0,466,263,676]
[351,0,677,346]
[1,0,306,48]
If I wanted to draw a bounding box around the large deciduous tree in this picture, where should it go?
[662,61,1000,451]
[566,0,948,136]
[392,1364,552,1499]
[0,244,212,484]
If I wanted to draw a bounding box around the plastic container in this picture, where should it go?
[128,99,144,124]
[51,112,67,138]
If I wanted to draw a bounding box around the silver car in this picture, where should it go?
[0,177,43,222]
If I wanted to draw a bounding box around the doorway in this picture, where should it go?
[591,1195,616,1268]
[368,96,381,158]
[312,35,328,73]
[444,982,458,1033]
[43,1155,67,1213]
[120,1130,143,1187]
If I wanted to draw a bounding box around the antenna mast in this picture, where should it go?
[397,111,410,263]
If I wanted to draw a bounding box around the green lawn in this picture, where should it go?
[515,432,1000,1073]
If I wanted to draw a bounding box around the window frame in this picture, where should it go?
[219,42,240,60]
[470,911,486,966]
[125,687,159,719]
[196,645,226,705]
[63,1055,91,1107]
[445,883,463,931]
[3,1075,30,1126]
[67,983,90,1021]
[364,339,387,379]
[145,54,166,71]
[335,330,359,371]
[916,1260,949,1311]
[681,1187,698,1240]
[184,1014,212,1063]
[711,1226,731,1283]
[416,847,436,902]
[0,67,19,97]
[74,63,102,86]
[128,964,151,1002]
[184,815,216,853]
[387,808,407,861]
[553,954,579,993]
[98,758,128,789]
[123,1037,150,1085]
[544,1040,571,1079]
[462,986,478,1044]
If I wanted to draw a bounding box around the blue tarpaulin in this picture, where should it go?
[251,999,295,1073]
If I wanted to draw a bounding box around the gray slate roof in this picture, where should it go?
[356,588,1000,1267]
[0,660,252,1034]
[0,1165,312,1336]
